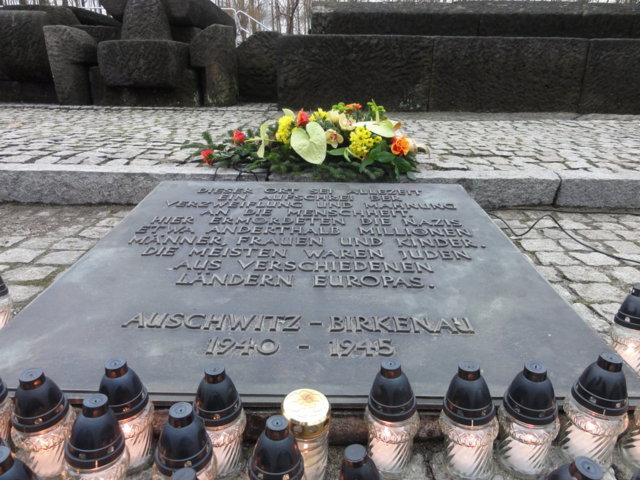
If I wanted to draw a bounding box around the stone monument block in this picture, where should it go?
[0,182,636,407]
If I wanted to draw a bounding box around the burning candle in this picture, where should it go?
[558,352,628,470]
[282,389,330,480]
[11,368,75,480]
[365,359,419,480]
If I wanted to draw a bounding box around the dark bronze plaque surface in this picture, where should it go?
[1,182,637,407]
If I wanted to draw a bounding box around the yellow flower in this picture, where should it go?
[275,115,294,144]
[310,108,328,122]
[349,126,378,158]
[327,109,341,124]
[325,129,344,148]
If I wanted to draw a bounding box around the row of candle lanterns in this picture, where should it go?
[1,352,640,480]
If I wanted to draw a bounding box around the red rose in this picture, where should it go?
[233,130,246,144]
[296,109,309,127]
[200,149,213,165]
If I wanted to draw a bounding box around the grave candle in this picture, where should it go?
[611,286,640,373]
[558,353,628,470]
[0,377,9,442]
[0,276,12,329]
[439,361,498,480]
[248,415,304,480]
[542,456,603,480]
[339,444,381,480]
[365,359,419,480]
[99,358,153,473]
[619,408,640,469]
[282,389,330,480]
[63,394,129,480]
[11,368,75,480]
[193,366,246,478]
[497,361,559,477]
[0,446,38,480]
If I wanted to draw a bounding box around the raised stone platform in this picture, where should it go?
[0,105,639,208]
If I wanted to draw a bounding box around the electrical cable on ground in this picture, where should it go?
[488,211,640,266]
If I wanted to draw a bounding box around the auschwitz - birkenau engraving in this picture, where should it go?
[1,181,635,406]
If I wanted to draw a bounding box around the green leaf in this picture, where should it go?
[257,120,270,158]
[282,108,295,118]
[406,171,417,181]
[354,120,396,138]
[290,122,327,165]
[328,148,346,156]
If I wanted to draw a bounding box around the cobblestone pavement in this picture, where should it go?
[0,202,638,480]
[1,105,639,174]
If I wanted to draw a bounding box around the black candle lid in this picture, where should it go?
[571,352,628,416]
[0,277,8,298]
[194,365,242,428]
[0,447,38,480]
[503,361,557,425]
[544,457,603,480]
[339,444,381,480]
[367,359,417,422]
[248,415,304,480]
[0,377,7,404]
[443,361,495,426]
[65,394,126,470]
[154,402,213,477]
[615,286,640,330]
[12,368,70,433]
[99,358,149,420]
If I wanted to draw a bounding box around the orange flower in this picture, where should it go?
[296,109,309,127]
[390,135,411,156]
[233,130,245,144]
[345,103,362,113]
[201,149,213,164]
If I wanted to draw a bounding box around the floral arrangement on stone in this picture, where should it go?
[183,101,427,182]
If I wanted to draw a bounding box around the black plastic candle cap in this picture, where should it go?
[571,352,628,416]
[443,361,495,426]
[367,358,417,422]
[614,286,640,330]
[631,472,640,480]
[0,440,5,449]
[65,394,126,470]
[172,468,197,480]
[154,402,212,477]
[194,365,243,428]
[12,368,69,433]
[503,361,557,425]
[0,277,7,297]
[248,415,304,480]
[0,447,37,480]
[99,358,149,420]
[544,457,603,480]
[0,377,7,404]
[339,444,381,480]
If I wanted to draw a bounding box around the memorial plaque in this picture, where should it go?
[0,181,638,407]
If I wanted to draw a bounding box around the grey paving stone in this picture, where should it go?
[533,265,562,282]
[8,284,44,303]
[519,238,563,252]
[18,237,56,249]
[557,265,611,283]
[535,251,581,266]
[605,240,640,255]
[0,236,26,248]
[610,267,640,286]
[572,302,611,334]
[78,226,114,239]
[36,250,85,265]
[50,238,96,250]
[571,283,626,303]
[571,252,620,266]
[3,266,57,282]
[0,248,44,263]
[577,229,622,241]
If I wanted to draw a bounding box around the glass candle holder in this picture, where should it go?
[619,408,640,469]
[282,389,330,480]
[439,361,498,480]
[339,444,381,480]
[497,361,559,477]
[365,359,419,480]
[611,286,640,373]
[11,368,75,480]
[558,352,629,470]
[248,415,304,480]
[99,358,153,473]
[0,445,39,480]
[193,365,245,478]
[63,394,129,480]
[153,402,216,480]
[0,377,10,442]
[0,276,13,330]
